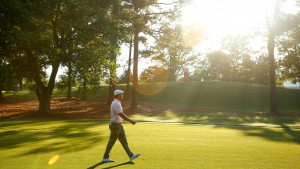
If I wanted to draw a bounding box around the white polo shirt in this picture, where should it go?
[110,99,123,123]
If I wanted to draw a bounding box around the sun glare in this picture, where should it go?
[181,0,269,39]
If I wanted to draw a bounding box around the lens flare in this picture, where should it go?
[48,154,59,166]
[135,66,169,96]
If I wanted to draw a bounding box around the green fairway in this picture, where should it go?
[1,113,300,169]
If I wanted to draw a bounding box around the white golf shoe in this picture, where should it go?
[102,158,114,162]
[130,153,141,161]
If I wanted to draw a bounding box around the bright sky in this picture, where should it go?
[182,0,267,38]
[181,0,298,52]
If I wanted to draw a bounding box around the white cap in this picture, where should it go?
[114,89,124,96]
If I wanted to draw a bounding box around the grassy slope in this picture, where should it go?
[0,117,300,169]
[137,81,300,113]
[3,81,300,113]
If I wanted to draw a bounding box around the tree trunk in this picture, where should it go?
[107,1,118,105]
[107,48,117,105]
[19,78,23,91]
[107,49,117,104]
[83,76,87,99]
[34,63,59,113]
[266,0,279,114]
[131,29,139,109]
[36,87,51,113]
[169,55,176,82]
[107,80,116,105]
[0,87,3,101]
[125,36,133,100]
[268,30,277,113]
[67,61,72,100]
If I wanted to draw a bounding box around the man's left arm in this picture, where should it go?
[119,113,136,125]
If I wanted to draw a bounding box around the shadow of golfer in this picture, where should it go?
[87,161,134,169]
[87,162,105,169]
[102,161,134,169]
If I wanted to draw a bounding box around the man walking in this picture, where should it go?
[103,89,140,162]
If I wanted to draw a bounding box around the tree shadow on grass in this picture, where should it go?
[225,114,300,144]
[138,111,300,144]
[0,120,38,128]
[0,120,107,156]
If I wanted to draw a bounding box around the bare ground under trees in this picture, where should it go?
[0,97,299,119]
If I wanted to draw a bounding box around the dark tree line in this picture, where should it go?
[0,0,188,112]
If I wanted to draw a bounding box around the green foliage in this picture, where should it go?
[118,69,132,84]
[0,0,130,109]
[0,60,19,91]
[253,54,270,85]
[140,66,169,83]
[277,13,300,84]
[56,74,76,91]
[198,50,231,81]
[195,49,273,85]
[150,23,199,82]
[22,77,48,92]
[23,79,36,92]
[220,35,252,81]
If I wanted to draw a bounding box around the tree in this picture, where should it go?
[150,24,199,82]
[56,74,76,91]
[221,35,251,81]
[73,41,110,99]
[254,54,270,85]
[118,69,133,84]
[140,66,169,83]
[125,36,133,100]
[129,0,190,109]
[107,0,121,105]
[0,60,19,101]
[0,0,56,111]
[266,0,282,113]
[239,54,257,83]
[0,0,117,112]
[203,51,232,81]
[0,0,28,100]
[277,13,300,86]
[33,0,109,112]
[66,61,73,100]
[131,0,151,109]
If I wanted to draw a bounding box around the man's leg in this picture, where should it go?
[118,126,134,158]
[103,124,121,159]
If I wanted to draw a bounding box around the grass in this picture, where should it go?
[137,81,300,113]
[1,112,300,169]
[1,81,299,168]
[3,81,300,113]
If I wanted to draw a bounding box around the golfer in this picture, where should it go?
[102,89,140,162]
